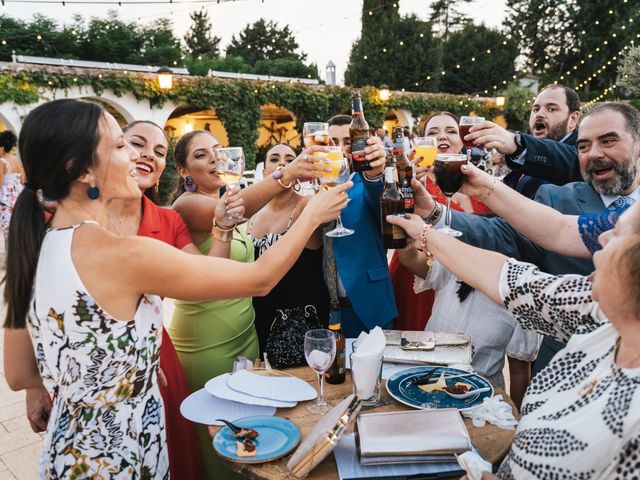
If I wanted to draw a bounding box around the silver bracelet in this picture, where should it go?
[423,202,443,225]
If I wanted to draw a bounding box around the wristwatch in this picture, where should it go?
[513,132,526,156]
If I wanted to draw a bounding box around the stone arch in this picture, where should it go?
[80,96,131,126]
[164,105,228,145]
[0,107,20,135]
[382,109,416,137]
[258,104,299,149]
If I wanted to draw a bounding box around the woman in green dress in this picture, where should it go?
[168,130,326,477]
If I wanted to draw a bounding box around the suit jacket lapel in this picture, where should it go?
[575,182,605,211]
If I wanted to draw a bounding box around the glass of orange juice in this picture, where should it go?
[414,137,438,167]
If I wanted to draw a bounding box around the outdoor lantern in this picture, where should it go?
[379,84,390,102]
[495,96,506,107]
[157,66,173,90]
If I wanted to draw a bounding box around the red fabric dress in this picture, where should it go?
[137,195,205,480]
[390,178,489,331]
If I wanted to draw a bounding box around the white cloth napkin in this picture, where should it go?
[351,327,386,398]
[461,394,518,429]
[457,451,492,480]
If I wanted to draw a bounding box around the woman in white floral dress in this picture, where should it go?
[0,130,24,243]
[2,99,350,479]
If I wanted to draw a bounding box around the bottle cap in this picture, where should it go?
[329,323,341,331]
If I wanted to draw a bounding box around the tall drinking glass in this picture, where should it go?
[318,154,354,237]
[459,116,485,160]
[216,146,246,221]
[433,153,467,237]
[414,136,438,167]
[304,329,337,414]
[303,122,331,147]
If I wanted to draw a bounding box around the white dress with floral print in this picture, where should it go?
[28,223,169,479]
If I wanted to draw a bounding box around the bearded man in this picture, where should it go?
[465,85,582,198]
[417,101,640,374]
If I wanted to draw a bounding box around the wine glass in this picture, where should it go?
[318,154,354,237]
[304,329,337,414]
[216,147,246,221]
[459,116,485,161]
[413,136,438,167]
[433,153,467,237]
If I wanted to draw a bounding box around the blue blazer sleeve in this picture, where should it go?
[449,210,543,264]
[506,132,581,185]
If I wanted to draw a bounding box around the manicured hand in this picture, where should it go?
[281,146,330,183]
[305,181,353,224]
[215,185,243,228]
[458,162,495,198]
[363,136,385,177]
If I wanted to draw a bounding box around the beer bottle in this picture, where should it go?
[350,92,372,172]
[393,126,415,214]
[325,312,346,385]
[380,160,407,249]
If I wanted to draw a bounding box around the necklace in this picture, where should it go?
[578,337,640,397]
[108,209,141,238]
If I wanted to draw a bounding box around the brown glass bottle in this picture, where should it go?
[325,316,346,384]
[349,92,372,172]
[392,126,415,214]
[380,163,407,249]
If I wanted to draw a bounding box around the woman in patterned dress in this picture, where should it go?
[2,99,350,479]
[0,130,24,244]
[389,195,640,478]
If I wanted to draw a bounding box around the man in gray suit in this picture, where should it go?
[417,101,640,373]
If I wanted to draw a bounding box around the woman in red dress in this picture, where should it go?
[113,121,208,479]
[391,112,489,331]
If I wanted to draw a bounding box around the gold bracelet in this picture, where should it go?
[478,176,497,203]
[212,220,234,242]
[275,166,293,189]
[420,223,435,267]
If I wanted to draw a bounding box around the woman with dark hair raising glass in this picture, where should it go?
[2,99,349,479]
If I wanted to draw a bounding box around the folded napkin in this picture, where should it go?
[351,327,386,399]
[457,451,492,480]
[461,394,518,429]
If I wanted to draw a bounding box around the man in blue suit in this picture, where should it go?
[415,102,640,372]
[327,114,397,337]
[467,85,582,199]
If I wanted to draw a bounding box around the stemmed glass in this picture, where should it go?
[304,329,336,414]
[216,146,246,221]
[317,153,354,237]
[301,122,331,194]
[459,116,485,161]
[433,153,468,237]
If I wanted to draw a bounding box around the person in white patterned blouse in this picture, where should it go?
[389,198,640,479]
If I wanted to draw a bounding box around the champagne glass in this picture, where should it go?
[459,116,485,161]
[304,329,337,414]
[414,136,438,167]
[216,147,246,221]
[319,154,354,237]
[433,153,467,237]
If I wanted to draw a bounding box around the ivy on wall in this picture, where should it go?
[0,70,515,169]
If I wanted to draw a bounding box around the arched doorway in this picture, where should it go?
[164,106,228,145]
[258,104,299,149]
[81,97,130,126]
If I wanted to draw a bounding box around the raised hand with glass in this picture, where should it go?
[414,136,438,168]
[216,147,246,221]
[459,116,485,161]
[315,148,354,237]
[304,329,337,414]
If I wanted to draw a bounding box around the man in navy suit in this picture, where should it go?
[467,85,582,199]
[327,114,397,338]
[415,102,640,373]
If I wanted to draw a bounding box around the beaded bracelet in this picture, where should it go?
[478,176,497,203]
[420,223,435,267]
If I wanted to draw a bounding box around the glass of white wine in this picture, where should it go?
[318,154,354,237]
[216,146,246,221]
[304,329,336,414]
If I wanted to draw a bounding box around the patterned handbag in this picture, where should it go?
[266,305,324,369]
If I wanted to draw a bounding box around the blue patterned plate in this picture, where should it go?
[386,366,493,411]
[213,416,301,464]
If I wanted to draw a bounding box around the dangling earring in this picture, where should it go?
[87,184,100,200]
[154,183,159,194]
[184,176,197,192]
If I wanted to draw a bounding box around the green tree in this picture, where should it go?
[503,83,535,131]
[226,19,305,65]
[78,12,145,63]
[439,24,518,94]
[618,46,640,98]
[139,18,182,66]
[344,4,441,91]
[429,0,473,40]
[506,0,637,91]
[254,58,318,79]
[183,8,220,58]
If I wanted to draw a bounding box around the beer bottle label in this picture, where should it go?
[351,137,368,162]
[392,223,405,240]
